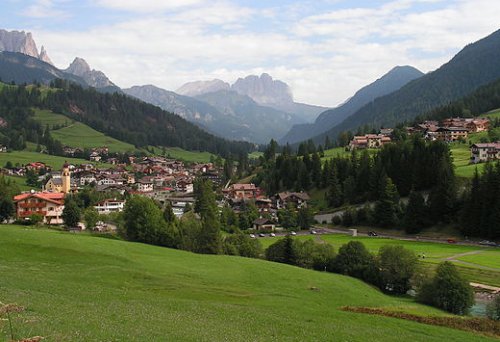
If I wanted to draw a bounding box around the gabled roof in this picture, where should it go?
[14,192,65,205]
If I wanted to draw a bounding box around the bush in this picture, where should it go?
[378,245,418,294]
[333,241,375,281]
[417,261,474,315]
[223,233,263,258]
[265,236,296,265]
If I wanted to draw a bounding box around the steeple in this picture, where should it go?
[61,162,70,194]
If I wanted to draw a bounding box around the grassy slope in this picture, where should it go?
[32,108,136,153]
[33,109,74,129]
[2,175,31,191]
[261,235,500,287]
[0,225,492,342]
[0,151,108,168]
[148,146,216,163]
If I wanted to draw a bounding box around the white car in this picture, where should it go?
[290,231,297,236]
[270,233,276,237]
[249,234,256,238]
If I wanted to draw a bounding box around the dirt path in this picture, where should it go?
[444,250,500,272]
[445,250,483,260]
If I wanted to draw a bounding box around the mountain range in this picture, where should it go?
[126,74,327,143]
[280,66,424,144]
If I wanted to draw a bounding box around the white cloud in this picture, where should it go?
[22,0,69,18]
[28,0,500,107]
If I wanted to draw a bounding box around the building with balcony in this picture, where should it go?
[13,192,65,224]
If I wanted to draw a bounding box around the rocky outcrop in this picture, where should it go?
[231,73,293,108]
[176,79,230,97]
[0,29,53,65]
[65,57,116,89]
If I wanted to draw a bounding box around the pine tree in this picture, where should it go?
[374,177,400,227]
[403,190,428,233]
[428,156,456,223]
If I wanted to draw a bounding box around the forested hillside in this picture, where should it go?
[311,29,500,144]
[0,81,254,158]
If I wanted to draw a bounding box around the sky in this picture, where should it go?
[1,0,500,107]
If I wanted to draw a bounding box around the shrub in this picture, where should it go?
[378,245,418,294]
[333,241,375,281]
[417,261,474,315]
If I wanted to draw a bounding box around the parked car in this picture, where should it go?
[270,233,276,237]
[290,231,297,236]
[310,230,317,235]
[479,240,497,246]
[447,239,456,244]
[258,233,266,237]
[368,231,378,237]
[249,234,256,239]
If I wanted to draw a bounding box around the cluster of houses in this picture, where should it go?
[8,156,223,226]
[407,117,490,142]
[349,134,392,150]
[222,183,310,230]
[470,142,500,164]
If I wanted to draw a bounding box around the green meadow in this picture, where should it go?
[0,225,493,341]
[0,151,107,169]
[32,108,136,153]
[148,146,217,163]
[260,234,500,287]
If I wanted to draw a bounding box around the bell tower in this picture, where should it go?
[61,162,70,194]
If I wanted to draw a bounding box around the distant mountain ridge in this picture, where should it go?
[176,73,328,123]
[280,66,424,144]
[309,28,500,144]
[125,84,305,143]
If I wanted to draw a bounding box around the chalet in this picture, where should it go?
[89,152,102,162]
[441,117,489,133]
[379,128,393,136]
[200,171,222,186]
[253,218,275,231]
[223,183,259,200]
[275,192,310,209]
[0,145,7,153]
[176,179,194,193]
[435,127,468,142]
[470,143,500,163]
[13,191,65,224]
[95,198,125,214]
[26,162,48,172]
[137,179,154,192]
[349,134,391,150]
[78,172,97,186]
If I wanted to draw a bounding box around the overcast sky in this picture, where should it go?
[2,0,500,107]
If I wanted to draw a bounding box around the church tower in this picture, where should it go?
[61,162,70,194]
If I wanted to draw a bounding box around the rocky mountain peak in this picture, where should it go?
[66,57,91,76]
[0,29,53,64]
[231,73,294,107]
[39,45,53,65]
[176,79,230,97]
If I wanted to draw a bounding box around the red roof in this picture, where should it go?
[14,192,65,205]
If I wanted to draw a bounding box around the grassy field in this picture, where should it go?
[2,175,31,191]
[450,143,484,178]
[0,151,107,168]
[33,109,74,129]
[147,146,217,163]
[0,225,493,341]
[51,122,136,153]
[260,234,500,287]
[31,108,136,153]
[248,151,264,159]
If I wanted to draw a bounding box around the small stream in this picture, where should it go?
[471,292,495,317]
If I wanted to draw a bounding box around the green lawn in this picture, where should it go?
[0,151,107,168]
[0,225,492,341]
[33,108,74,129]
[260,234,500,287]
[248,151,264,159]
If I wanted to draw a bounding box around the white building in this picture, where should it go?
[95,199,125,214]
